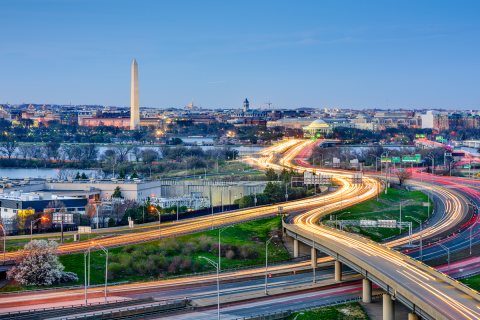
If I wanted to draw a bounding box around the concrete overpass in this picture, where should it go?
[284,222,480,320]
[463,140,480,149]
[414,139,443,149]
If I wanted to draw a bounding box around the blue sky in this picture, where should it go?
[1,0,479,110]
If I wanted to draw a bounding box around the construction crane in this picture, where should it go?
[264,101,273,110]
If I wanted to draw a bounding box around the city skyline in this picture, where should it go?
[1,1,479,110]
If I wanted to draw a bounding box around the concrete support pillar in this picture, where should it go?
[408,313,418,320]
[293,239,299,258]
[334,261,342,281]
[362,279,372,303]
[311,248,317,267]
[383,294,394,320]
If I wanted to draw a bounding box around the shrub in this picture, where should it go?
[133,260,148,276]
[226,250,235,260]
[108,262,123,278]
[182,258,192,270]
[7,240,78,286]
[122,246,135,254]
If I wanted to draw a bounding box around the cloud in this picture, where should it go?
[208,81,226,83]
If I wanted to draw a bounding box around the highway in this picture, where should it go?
[277,141,480,320]
[4,139,480,319]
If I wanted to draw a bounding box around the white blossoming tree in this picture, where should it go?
[7,240,78,286]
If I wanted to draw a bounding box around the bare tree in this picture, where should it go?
[82,144,99,161]
[395,170,412,186]
[0,137,18,160]
[69,146,84,161]
[55,168,76,180]
[158,145,171,159]
[131,146,143,162]
[113,145,134,162]
[60,145,74,161]
[17,146,31,159]
[29,146,43,159]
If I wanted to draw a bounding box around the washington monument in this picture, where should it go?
[130,59,140,129]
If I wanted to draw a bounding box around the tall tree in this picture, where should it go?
[0,137,18,160]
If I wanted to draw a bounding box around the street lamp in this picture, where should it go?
[438,242,450,275]
[218,225,232,272]
[91,242,108,304]
[265,235,278,295]
[0,224,6,265]
[470,207,478,255]
[199,256,220,320]
[427,153,435,176]
[336,212,350,230]
[152,206,162,241]
[381,151,389,194]
[313,156,322,195]
[374,156,381,173]
[31,217,46,242]
[406,216,423,261]
[84,249,89,306]
[340,154,348,170]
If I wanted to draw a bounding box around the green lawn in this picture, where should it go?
[285,302,370,320]
[460,274,480,291]
[0,217,288,292]
[323,188,432,242]
[58,216,288,286]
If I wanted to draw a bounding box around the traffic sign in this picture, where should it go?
[454,147,462,151]
[402,154,421,163]
[381,157,392,162]
[465,165,471,169]
[392,157,401,163]
[78,226,92,234]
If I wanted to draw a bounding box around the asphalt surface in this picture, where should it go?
[159,283,382,320]
[128,267,356,302]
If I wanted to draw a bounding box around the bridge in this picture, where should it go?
[463,140,480,149]
[284,222,480,320]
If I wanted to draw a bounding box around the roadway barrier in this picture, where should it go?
[286,222,480,320]
[58,300,190,320]
[0,297,154,320]
[236,293,384,319]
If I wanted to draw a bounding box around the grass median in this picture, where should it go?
[323,188,432,242]
[1,217,289,291]
[285,302,369,320]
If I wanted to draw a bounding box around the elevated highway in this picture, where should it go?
[278,140,480,320]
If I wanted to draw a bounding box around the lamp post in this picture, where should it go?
[336,212,350,230]
[470,208,478,255]
[314,156,322,195]
[30,217,46,242]
[381,152,389,194]
[218,225,232,272]
[199,256,220,320]
[84,250,89,306]
[91,242,108,304]
[340,154,348,170]
[407,216,423,261]
[312,232,316,283]
[0,224,6,265]
[265,235,278,295]
[153,207,162,240]
[438,243,450,275]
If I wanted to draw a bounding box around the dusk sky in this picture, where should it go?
[1,1,479,110]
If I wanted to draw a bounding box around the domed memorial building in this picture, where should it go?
[302,119,331,138]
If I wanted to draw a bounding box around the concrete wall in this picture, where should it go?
[160,180,269,205]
